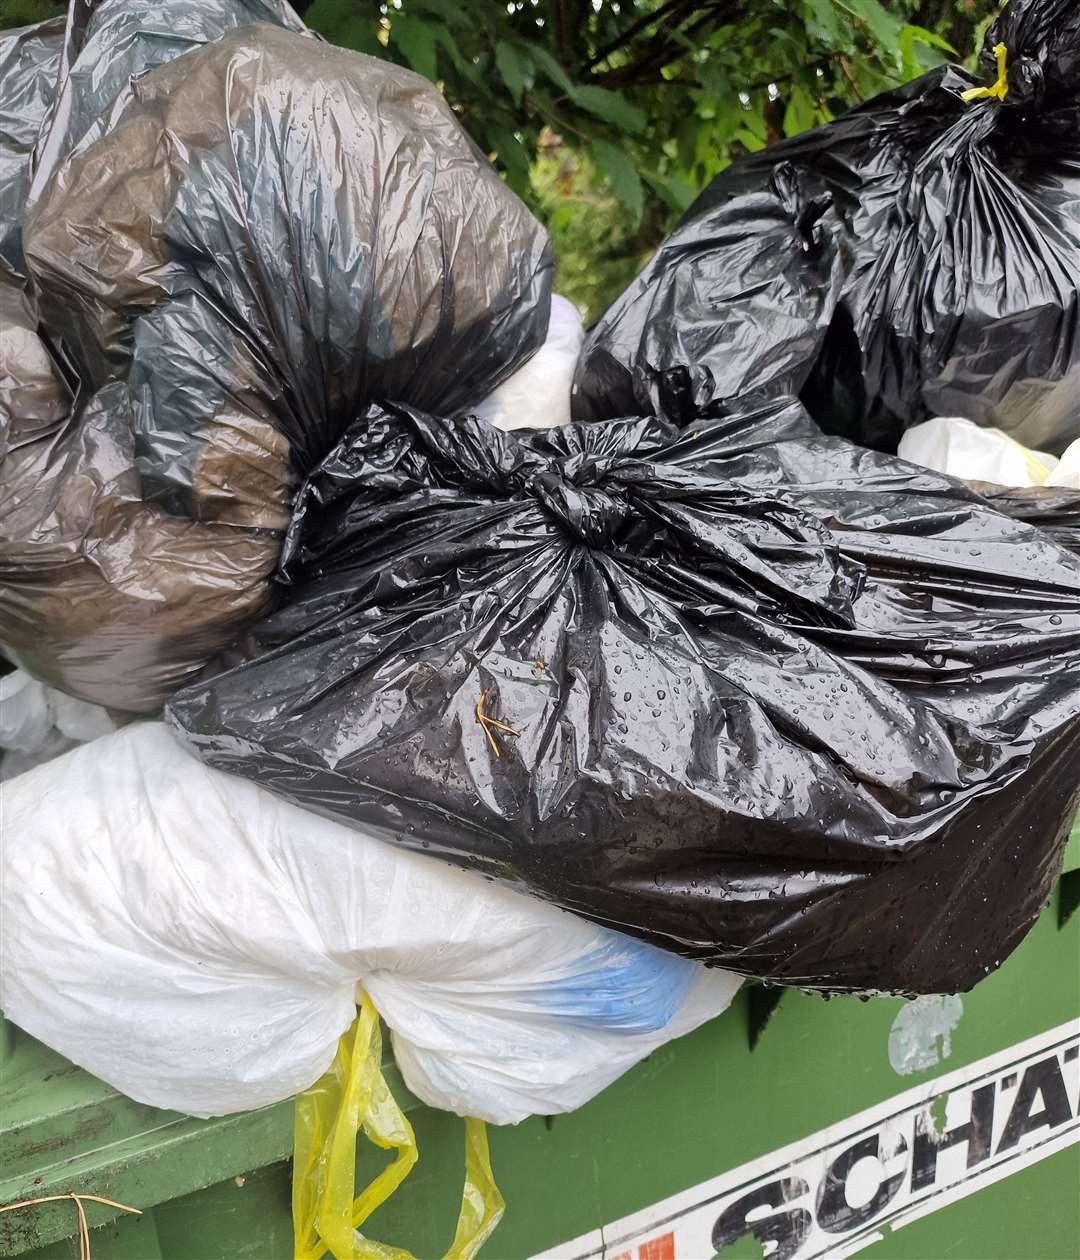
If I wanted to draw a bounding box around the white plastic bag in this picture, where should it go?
[0,723,739,1124]
[897,416,1073,487]
[1047,439,1080,489]
[0,667,115,780]
[470,294,584,432]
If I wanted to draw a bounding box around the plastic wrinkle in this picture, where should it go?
[168,399,1080,994]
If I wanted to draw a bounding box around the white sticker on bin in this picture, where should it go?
[532,1019,1080,1260]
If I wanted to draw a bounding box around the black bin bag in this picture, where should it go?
[572,0,1080,457]
[168,401,1080,994]
[968,485,1080,558]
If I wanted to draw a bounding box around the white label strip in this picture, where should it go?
[532,1019,1080,1260]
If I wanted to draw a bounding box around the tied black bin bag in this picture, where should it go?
[573,0,1080,457]
[169,401,1080,994]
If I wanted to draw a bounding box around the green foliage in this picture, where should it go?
[0,0,62,29]
[295,0,992,313]
[2,0,995,315]
[530,143,655,322]
[590,138,643,225]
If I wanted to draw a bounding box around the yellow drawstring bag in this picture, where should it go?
[293,992,504,1260]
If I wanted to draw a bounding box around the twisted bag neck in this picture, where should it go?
[281,406,864,631]
[968,0,1080,116]
[526,456,630,548]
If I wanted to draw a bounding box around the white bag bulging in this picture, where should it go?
[1046,439,1080,489]
[470,294,584,432]
[0,723,739,1123]
[898,417,1060,487]
[0,667,115,779]
[0,669,55,753]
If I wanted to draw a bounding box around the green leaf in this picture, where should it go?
[782,82,817,137]
[966,13,997,73]
[709,98,744,146]
[642,170,697,214]
[433,24,478,82]
[732,127,767,153]
[390,14,438,82]
[591,139,644,223]
[676,113,699,171]
[898,23,957,80]
[410,0,470,27]
[836,0,902,51]
[303,0,382,57]
[697,60,729,101]
[572,85,647,134]
[526,45,574,96]
[740,104,768,142]
[495,40,526,105]
[489,124,532,197]
[803,0,843,45]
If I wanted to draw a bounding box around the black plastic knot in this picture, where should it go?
[1005,54,1045,111]
[771,161,832,254]
[528,460,631,548]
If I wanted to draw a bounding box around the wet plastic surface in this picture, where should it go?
[572,0,1080,457]
[966,483,1080,557]
[169,399,1080,994]
[0,0,552,712]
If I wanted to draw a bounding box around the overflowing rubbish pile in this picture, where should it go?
[1,0,1079,1254]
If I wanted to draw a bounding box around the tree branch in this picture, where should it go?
[592,0,746,89]
[584,0,700,71]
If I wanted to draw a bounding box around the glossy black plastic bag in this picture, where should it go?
[1,0,552,712]
[169,401,1080,994]
[971,484,1080,557]
[573,0,1080,456]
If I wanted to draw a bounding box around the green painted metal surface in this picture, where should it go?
[2,813,1078,1260]
[0,1030,292,1257]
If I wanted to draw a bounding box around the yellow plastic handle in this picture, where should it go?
[293,992,504,1260]
[961,43,1009,103]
